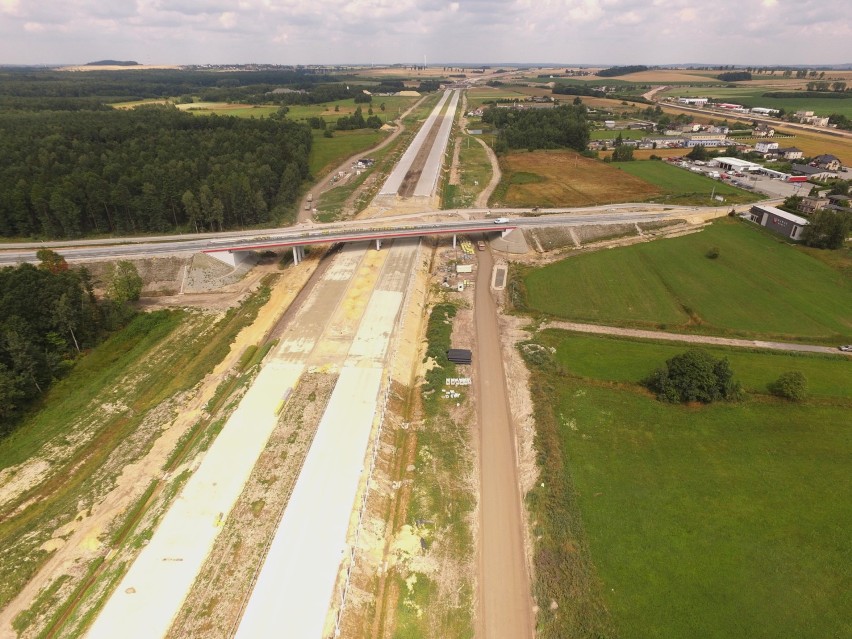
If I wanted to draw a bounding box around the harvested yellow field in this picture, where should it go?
[771,128,851,161]
[492,150,661,207]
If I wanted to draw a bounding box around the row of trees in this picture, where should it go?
[0,106,312,238]
[482,105,590,153]
[0,252,141,432]
[334,106,383,131]
[804,81,848,92]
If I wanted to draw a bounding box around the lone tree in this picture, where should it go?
[801,209,851,249]
[107,261,143,304]
[768,371,808,401]
[645,349,742,403]
[612,144,634,161]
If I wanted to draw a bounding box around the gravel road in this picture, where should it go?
[543,321,851,356]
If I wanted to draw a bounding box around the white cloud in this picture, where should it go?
[0,0,21,15]
[1,0,850,65]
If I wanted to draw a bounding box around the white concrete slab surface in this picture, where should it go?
[379,91,451,196]
[233,366,383,639]
[233,240,415,638]
[414,90,460,197]
[346,290,403,363]
[86,362,305,639]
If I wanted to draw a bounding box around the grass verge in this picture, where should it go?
[392,300,475,639]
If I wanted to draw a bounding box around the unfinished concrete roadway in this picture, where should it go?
[85,83,533,639]
[85,242,378,639]
[379,90,458,197]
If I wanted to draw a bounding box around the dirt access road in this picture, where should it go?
[474,247,535,639]
[543,321,852,356]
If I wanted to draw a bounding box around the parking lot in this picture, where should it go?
[671,158,805,199]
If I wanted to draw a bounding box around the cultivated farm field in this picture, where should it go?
[491,150,661,207]
[524,331,852,639]
[521,218,852,342]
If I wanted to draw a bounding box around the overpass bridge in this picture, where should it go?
[202,220,519,266]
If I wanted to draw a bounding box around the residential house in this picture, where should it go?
[769,147,804,160]
[753,124,775,137]
[798,196,828,214]
[813,154,843,171]
[791,164,840,181]
[794,110,830,126]
[755,140,779,154]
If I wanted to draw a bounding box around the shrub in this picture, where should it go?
[706,246,720,259]
[768,371,808,401]
[645,349,742,403]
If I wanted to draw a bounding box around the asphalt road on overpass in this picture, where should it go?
[0,210,689,265]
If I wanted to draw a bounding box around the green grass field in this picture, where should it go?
[662,86,852,118]
[285,96,417,124]
[308,128,386,177]
[612,160,758,204]
[522,218,852,342]
[0,284,274,611]
[590,129,647,140]
[541,332,852,399]
[524,332,852,639]
[443,135,493,208]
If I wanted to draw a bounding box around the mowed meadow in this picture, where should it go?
[612,160,759,205]
[524,331,852,639]
[521,218,852,342]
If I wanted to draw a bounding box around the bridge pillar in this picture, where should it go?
[292,246,305,265]
[375,239,382,251]
[452,234,457,249]
[207,250,248,268]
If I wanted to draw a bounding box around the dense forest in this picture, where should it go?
[0,67,451,238]
[0,106,312,237]
[482,105,590,152]
[0,252,134,433]
[597,65,649,77]
[717,71,753,82]
[0,68,348,108]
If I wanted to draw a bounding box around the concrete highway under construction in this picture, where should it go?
[9,89,710,639]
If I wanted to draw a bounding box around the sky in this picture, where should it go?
[1,0,851,66]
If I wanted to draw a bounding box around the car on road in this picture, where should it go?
[494,217,509,224]
[839,345,852,352]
